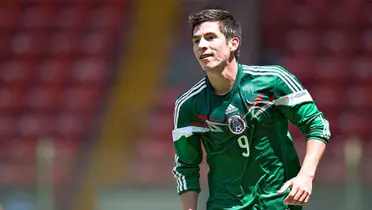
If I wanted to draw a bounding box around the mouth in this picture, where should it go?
[199,54,213,59]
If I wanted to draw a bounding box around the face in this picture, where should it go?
[192,21,239,72]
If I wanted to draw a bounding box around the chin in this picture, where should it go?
[200,62,223,72]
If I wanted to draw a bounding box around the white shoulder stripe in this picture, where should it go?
[243,70,298,93]
[243,65,303,91]
[242,65,303,93]
[176,78,205,103]
[275,90,313,106]
[173,80,206,129]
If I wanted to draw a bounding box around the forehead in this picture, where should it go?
[192,21,222,36]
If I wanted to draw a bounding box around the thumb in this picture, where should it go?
[278,179,293,194]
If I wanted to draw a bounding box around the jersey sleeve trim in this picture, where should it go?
[275,90,313,106]
[172,126,210,142]
[174,78,206,129]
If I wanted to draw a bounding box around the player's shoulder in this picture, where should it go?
[174,77,207,111]
[241,64,297,83]
[241,64,292,77]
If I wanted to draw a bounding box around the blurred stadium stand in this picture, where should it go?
[0,0,128,209]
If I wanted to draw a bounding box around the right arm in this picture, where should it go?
[172,100,204,210]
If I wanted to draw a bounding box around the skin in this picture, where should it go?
[180,20,326,210]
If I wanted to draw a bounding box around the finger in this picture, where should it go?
[304,193,311,204]
[292,189,305,205]
[297,192,309,205]
[278,180,293,194]
[284,187,299,204]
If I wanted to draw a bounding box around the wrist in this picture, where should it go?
[298,170,315,179]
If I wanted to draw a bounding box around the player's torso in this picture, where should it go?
[192,69,285,178]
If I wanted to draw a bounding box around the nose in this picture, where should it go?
[198,37,208,49]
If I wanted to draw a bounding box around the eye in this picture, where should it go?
[193,39,200,44]
[205,36,214,41]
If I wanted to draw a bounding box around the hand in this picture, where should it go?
[278,174,313,206]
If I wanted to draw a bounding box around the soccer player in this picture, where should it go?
[172,8,330,210]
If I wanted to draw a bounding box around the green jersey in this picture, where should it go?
[172,64,330,210]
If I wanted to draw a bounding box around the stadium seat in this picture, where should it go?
[0,2,20,30]
[54,1,92,29]
[90,4,124,30]
[16,113,52,139]
[61,85,101,115]
[0,87,27,113]
[347,85,372,110]
[285,29,321,56]
[0,59,36,87]
[0,115,17,140]
[47,30,81,57]
[351,57,372,85]
[27,85,62,112]
[20,3,55,29]
[314,56,351,85]
[308,85,344,110]
[321,30,356,56]
[37,58,73,86]
[71,57,109,85]
[0,32,11,58]
[280,55,315,84]
[79,30,113,57]
[10,30,47,58]
[360,29,372,55]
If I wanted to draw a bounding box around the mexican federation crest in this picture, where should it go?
[227,114,247,135]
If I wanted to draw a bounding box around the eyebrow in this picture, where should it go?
[192,32,216,40]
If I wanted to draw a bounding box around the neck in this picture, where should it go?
[207,59,238,95]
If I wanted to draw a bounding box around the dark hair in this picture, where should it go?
[188,8,242,59]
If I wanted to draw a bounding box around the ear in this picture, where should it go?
[229,37,239,51]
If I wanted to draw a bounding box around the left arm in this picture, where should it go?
[271,66,331,206]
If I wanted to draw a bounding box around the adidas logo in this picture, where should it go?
[225,104,238,114]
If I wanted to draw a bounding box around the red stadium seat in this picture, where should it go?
[321,30,356,56]
[47,30,80,57]
[360,30,372,55]
[20,3,56,29]
[54,1,92,29]
[347,85,372,110]
[16,113,52,139]
[351,57,372,85]
[79,30,113,56]
[10,30,47,58]
[338,111,371,138]
[90,5,124,30]
[308,85,344,110]
[261,0,290,26]
[71,58,109,85]
[61,85,101,114]
[37,58,73,86]
[280,55,315,84]
[287,5,318,28]
[285,29,321,56]
[0,59,36,86]
[50,112,87,141]
[0,87,27,113]
[0,3,20,29]
[0,32,11,58]
[314,56,351,85]
[27,86,62,111]
[0,115,17,139]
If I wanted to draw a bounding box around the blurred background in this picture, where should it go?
[0,0,371,209]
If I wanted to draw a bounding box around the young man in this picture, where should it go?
[172,8,330,210]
